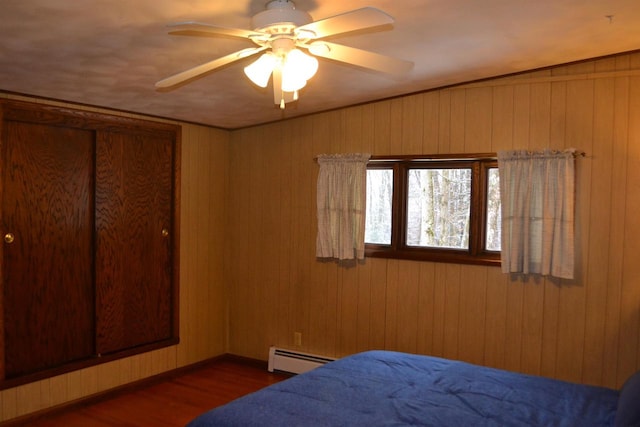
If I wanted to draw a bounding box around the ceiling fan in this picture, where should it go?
[156,0,414,109]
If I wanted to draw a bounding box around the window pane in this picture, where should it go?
[485,167,501,251]
[365,169,393,245]
[406,168,471,249]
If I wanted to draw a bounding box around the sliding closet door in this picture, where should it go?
[95,130,175,355]
[1,121,95,379]
[0,99,179,388]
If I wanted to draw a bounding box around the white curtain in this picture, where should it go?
[498,149,576,279]
[316,153,371,260]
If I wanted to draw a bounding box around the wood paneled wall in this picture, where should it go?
[226,51,640,390]
[2,50,640,422]
[0,95,229,422]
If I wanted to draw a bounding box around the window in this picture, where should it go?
[365,154,501,265]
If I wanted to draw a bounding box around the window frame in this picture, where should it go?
[365,154,500,266]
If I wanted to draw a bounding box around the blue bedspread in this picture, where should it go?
[187,350,619,426]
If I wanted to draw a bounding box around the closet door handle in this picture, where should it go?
[161,228,169,238]
[4,233,15,244]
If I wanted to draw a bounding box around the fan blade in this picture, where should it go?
[167,21,266,40]
[308,41,413,75]
[155,47,266,89]
[295,7,393,40]
[272,67,295,107]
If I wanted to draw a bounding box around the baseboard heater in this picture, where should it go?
[268,346,336,374]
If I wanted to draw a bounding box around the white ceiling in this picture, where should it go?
[1,0,639,129]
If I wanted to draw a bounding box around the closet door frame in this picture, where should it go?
[0,99,181,390]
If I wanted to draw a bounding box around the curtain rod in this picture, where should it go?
[315,151,587,160]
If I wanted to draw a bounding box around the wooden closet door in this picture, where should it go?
[1,121,95,378]
[95,130,174,355]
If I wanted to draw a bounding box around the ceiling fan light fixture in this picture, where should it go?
[159,3,413,110]
[285,49,318,80]
[244,52,277,87]
[281,73,306,92]
[281,49,317,92]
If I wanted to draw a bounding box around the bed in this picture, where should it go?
[187,350,640,426]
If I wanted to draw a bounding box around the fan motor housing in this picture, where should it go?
[252,0,312,32]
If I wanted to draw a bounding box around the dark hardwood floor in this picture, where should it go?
[4,357,290,427]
